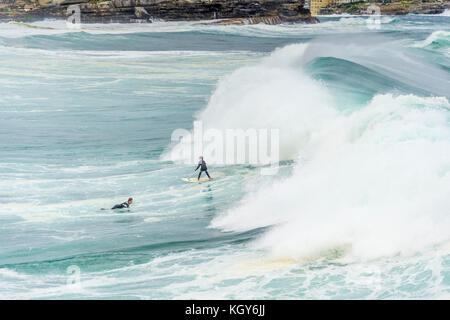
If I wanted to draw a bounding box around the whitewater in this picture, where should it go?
[0,14,449,299]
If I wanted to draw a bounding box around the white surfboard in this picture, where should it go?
[181,177,213,183]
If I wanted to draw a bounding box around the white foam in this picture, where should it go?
[440,9,450,17]
[0,15,399,40]
[412,30,450,48]
[212,93,450,261]
[0,268,28,279]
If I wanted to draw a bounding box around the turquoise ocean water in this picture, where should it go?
[0,14,450,299]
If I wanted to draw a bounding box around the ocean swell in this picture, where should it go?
[203,43,450,261]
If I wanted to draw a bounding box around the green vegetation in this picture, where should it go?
[88,0,110,4]
[336,1,366,14]
[5,8,18,16]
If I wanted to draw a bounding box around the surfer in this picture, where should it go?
[100,198,133,211]
[195,156,213,181]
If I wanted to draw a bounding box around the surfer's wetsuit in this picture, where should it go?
[111,202,130,210]
[195,160,211,179]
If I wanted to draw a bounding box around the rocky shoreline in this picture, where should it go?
[0,0,319,24]
[1,1,448,26]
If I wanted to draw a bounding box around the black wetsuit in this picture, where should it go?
[111,202,130,210]
[195,160,211,179]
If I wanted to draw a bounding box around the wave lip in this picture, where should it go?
[440,9,450,17]
[163,43,335,164]
[413,30,450,49]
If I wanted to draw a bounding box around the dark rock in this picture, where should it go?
[0,0,319,24]
[320,1,449,16]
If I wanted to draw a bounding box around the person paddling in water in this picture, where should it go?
[100,198,133,210]
[195,156,213,181]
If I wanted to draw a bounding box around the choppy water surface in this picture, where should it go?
[0,15,449,299]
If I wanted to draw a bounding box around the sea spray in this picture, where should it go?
[212,93,450,261]
[164,43,336,164]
